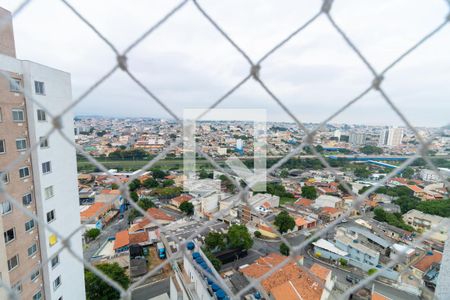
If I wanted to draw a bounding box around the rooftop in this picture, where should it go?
[413,250,442,272]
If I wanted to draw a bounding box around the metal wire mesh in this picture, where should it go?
[0,0,449,299]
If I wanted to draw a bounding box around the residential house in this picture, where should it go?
[295,216,317,231]
[171,194,193,208]
[240,253,334,300]
[314,195,344,209]
[319,207,343,222]
[113,230,150,253]
[402,210,448,243]
[411,250,443,278]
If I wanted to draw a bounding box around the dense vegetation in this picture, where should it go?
[204,224,253,252]
[301,186,317,200]
[179,201,194,215]
[359,145,383,155]
[274,211,296,234]
[374,207,414,231]
[85,263,129,300]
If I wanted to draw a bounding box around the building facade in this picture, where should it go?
[0,7,85,300]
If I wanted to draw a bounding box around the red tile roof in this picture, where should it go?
[172,194,192,205]
[295,198,313,206]
[101,189,121,195]
[321,207,341,215]
[413,251,442,272]
[80,202,109,220]
[295,217,309,227]
[129,231,149,244]
[241,253,326,300]
[147,208,174,221]
[310,263,331,281]
[113,230,129,250]
[408,185,424,193]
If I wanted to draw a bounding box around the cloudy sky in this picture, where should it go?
[1,0,449,127]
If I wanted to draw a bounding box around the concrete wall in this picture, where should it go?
[22,60,85,300]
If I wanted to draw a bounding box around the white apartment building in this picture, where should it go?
[378,127,404,147]
[0,7,85,300]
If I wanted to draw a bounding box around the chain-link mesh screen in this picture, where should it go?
[1,0,450,299]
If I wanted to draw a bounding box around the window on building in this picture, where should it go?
[22,193,32,206]
[4,228,15,243]
[45,186,54,199]
[16,138,27,151]
[19,167,30,178]
[0,201,12,215]
[27,243,37,256]
[37,109,46,121]
[46,210,55,223]
[9,78,21,92]
[33,291,42,300]
[0,172,9,184]
[30,269,40,282]
[51,255,59,268]
[7,255,19,271]
[53,276,61,290]
[12,109,24,122]
[0,140,5,154]
[34,81,45,95]
[25,219,35,232]
[42,161,51,174]
[39,137,49,148]
[12,282,22,294]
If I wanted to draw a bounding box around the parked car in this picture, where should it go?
[346,275,360,284]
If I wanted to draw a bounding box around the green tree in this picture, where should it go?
[179,201,194,215]
[137,197,156,210]
[354,167,371,178]
[219,175,236,192]
[301,186,317,200]
[130,191,139,202]
[162,179,175,187]
[359,145,383,155]
[367,268,378,276]
[280,243,290,256]
[111,183,119,190]
[128,179,142,192]
[274,211,295,234]
[205,232,226,251]
[226,224,253,250]
[85,263,129,300]
[280,169,289,178]
[85,228,101,240]
[339,258,348,266]
[199,169,213,179]
[401,167,415,179]
[143,178,159,188]
[254,231,262,238]
[151,168,167,179]
[416,199,450,217]
[338,183,352,195]
[203,248,222,271]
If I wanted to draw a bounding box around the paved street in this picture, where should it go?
[83,211,129,261]
[132,278,170,300]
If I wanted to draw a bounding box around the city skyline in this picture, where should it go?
[1,0,449,126]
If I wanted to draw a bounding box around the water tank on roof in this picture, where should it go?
[192,252,200,259]
[187,241,195,250]
[254,292,261,299]
[215,289,226,300]
[211,283,220,292]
